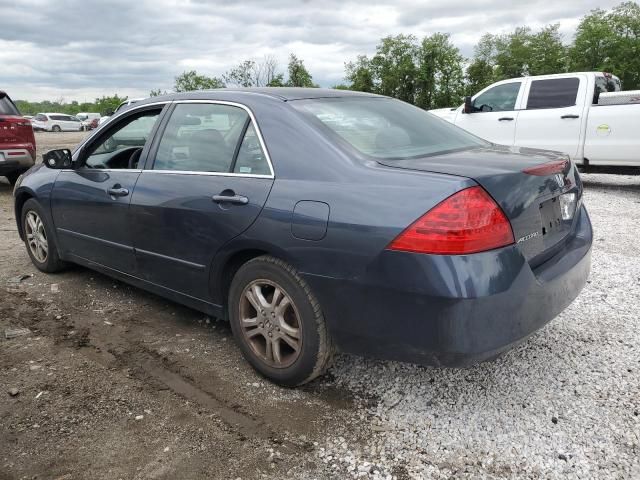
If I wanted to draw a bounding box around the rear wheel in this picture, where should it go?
[52,125,61,132]
[228,255,333,386]
[21,199,66,273]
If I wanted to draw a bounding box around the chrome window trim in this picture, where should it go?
[71,99,276,179]
[58,168,143,173]
[74,101,171,153]
[142,169,272,179]
[164,100,275,179]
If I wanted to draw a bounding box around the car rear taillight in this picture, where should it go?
[387,186,514,255]
[522,159,568,176]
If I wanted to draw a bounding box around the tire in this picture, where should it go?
[228,255,334,387]
[52,125,61,132]
[21,198,66,273]
[5,171,22,185]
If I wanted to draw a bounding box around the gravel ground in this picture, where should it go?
[1,132,638,479]
[322,173,640,479]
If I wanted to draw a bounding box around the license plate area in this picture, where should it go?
[539,196,571,245]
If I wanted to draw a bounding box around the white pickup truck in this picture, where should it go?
[430,72,639,167]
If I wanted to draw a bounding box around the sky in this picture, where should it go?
[0,0,623,102]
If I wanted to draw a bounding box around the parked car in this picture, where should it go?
[75,112,101,131]
[0,90,36,184]
[13,89,592,386]
[430,72,639,168]
[98,116,110,126]
[88,118,100,130]
[31,113,83,132]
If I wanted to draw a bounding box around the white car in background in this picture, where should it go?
[31,113,83,132]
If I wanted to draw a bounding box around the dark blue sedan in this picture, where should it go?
[13,89,592,386]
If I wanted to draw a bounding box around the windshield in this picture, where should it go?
[292,97,486,159]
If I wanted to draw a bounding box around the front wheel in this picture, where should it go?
[21,199,66,273]
[228,255,333,387]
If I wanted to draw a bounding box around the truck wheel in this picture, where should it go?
[21,199,66,273]
[228,255,334,387]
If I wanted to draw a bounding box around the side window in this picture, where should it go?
[473,82,521,112]
[153,103,249,173]
[233,124,270,175]
[84,109,162,169]
[526,78,579,110]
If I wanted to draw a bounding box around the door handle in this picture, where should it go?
[561,114,579,119]
[212,193,249,205]
[107,186,129,197]
[498,117,514,121]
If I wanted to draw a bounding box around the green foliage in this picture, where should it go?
[174,70,225,92]
[267,73,286,87]
[223,60,257,87]
[415,33,465,109]
[286,54,316,87]
[345,55,375,93]
[14,94,127,116]
[370,34,418,102]
[569,2,640,89]
[149,89,168,97]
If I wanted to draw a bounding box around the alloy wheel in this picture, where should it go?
[25,211,48,263]
[239,279,302,368]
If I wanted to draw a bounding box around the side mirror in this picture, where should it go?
[43,149,73,169]
[463,96,474,114]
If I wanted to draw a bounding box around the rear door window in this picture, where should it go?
[526,78,579,109]
[154,103,264,173]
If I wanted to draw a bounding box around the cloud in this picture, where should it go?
[0,0,623,101]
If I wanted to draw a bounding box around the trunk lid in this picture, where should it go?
[377,145,582,263]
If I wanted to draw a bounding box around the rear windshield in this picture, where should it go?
[292,97,486,160]
[0,95,20,116]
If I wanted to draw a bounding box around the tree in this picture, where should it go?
[605,1,640,89]
[345,55,375,92]
[149,89,169,97]
[415,33,465,109]
[370,34,418,103]
[223,60,257,87]
[568,8,612,72]
[528,24,567,75]
[569,2,640,89]
[94,95,128,115]
[255,55,281,87]
[267,73,286,87]
[286,54,316,87]
[174,70,225,92]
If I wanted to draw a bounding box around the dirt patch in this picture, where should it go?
[0,135,360,479]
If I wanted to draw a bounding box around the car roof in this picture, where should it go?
[138,88,383,106]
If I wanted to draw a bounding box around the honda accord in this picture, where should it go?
[13,89,592,386]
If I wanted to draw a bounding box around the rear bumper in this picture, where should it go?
[0,148,35,174]
[304,205,592,367]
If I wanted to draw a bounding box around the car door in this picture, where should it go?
[130,101,274,300]
[59,115,73,131]
[454,80,524,145]
[513,76,586,159]
[51,104,167,274]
